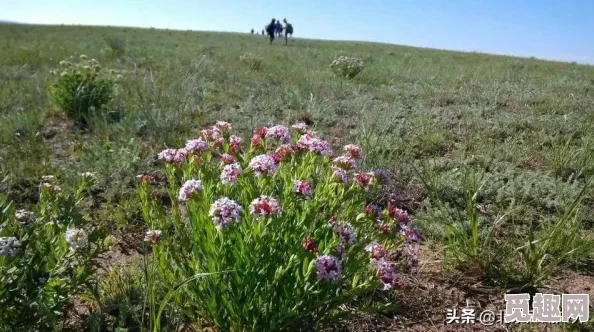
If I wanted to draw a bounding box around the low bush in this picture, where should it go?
[330,56,365,79]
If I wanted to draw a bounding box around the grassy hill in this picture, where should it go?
[1,24,594,331]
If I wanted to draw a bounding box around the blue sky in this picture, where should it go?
[3,0,594,63]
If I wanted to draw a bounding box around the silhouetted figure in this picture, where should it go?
[282,18,293,45]
[266,19,276,44]
[251,28,254,34]
[275,20,283,37]
[261,29,265,35]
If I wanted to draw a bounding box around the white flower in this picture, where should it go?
[209,197,242,230]
[291,122,309,134]
[315,255,342,282]
[0,237,22,256]
[248,154,278,177]
[220,163,242,185]
[178,179,202,202]
[65,228,88,250]
[144,230,162,245]
[15,210,35,226]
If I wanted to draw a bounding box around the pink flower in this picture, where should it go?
[344,144,362,160]
[296,134,332,156]
[332,155,356,170]
[265,125,291,143]
[293,180,312,200]
[331,167,348,185]
[229,135,243,154]
[333,222,357,245]
[209,197,242,230]
[201,129,216,141]
[185,138,208,154]
[364,204,382,217]
[302,237,318,253]
[365,241,387,263]
[275,144,293,161]
[253,126,268,139]
[251,134,263,148]
[249,195,281,219]
[158,148,187,166]
[220,163,242,185]
[315,255,342,282]
[144,230,162,245]
[377,261,398,290]
[220,153,236,165]
[353,172,375,190]
[400,225,420,243]
[136,173,157,184]
[389,206,409,225]
[291,122,309,134]
[214,121,232,134]
[248,154,278,177]
[178,179,202,202]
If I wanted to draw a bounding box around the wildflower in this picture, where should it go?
[328,216,339,232]
[229,135,243,154]
[249,195,281,219]
[315,255,342,282]
[90,58,98,65]
[220,153,236,166]
[201,128,215,141]
[136,173,157,184]
[144,230,162,245]
[185,138,208,154]
[332,155,356,170]
[158,148,187,166]
[275,144,294,161]
[250,134,263,148]
[0,237,22,257]
[377,261,398,290]
[293,180,313,200]
[296,134,332,156]
[220,163,242,185]
[344,144,362,160]
[389,206,409,225]
[334,222,357,245]
[253,126,268,139]
[178,179,202,202]
[400,225,420,243]
[59,60,71,67]
[15,210,35,226]
[213,136,225,149]
[265,125,291,143]
[65,228,88,250]
[115,74,123,81]
[365,241,387,263]
[353,172,375,190]
[291,122,309,134]
[41,182,61,191]
[331,167,348,185]
[42,175,56,182]
[209,197,242,230]
[379,224,393,235]
[248,154,278,177]
[364,204,382,217]
[214,121,232,134]
[302,237,318,253]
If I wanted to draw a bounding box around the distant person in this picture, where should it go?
[275,20,283,37]
[282,18,293,45]
[251,28,254,34]
[261,29,265,35]
[266,19,276,44]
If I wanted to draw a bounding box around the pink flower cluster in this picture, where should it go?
[249,195,281,219]
[158,148,187,166]
[315,255,342,282]
[296,133,332,156]
[144,230,162,245]
[248,154,278,177]
[265,125,291,143]
[291,122,309,134]
[221,153,236,165]
[178,179,202,202]
[229,135,243,154]
[353,172,375,190]
[293,180,312,200]
[209,197,242,230]
[185,138,208,154]
[220,163,242,185]
[329,219,357,245]
[331,167,348,185]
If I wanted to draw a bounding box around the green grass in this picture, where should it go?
[1,23,594,330]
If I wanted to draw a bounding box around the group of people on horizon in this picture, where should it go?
[250,18,293,45]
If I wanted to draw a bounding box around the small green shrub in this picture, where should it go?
[103,36,126,59]
[239,52,263,70]
[0,174,108,331]
[48,55,115,125]
[330,56,365,79]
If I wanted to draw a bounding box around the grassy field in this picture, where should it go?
[1,24,594,331]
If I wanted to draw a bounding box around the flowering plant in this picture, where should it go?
[138,121,418,330]
[0,174,108,331]
[48,55,116,125]
[330,56,366,79]
[239,52,263,70]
